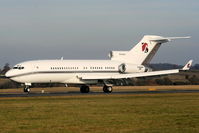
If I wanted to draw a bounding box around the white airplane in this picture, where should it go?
[5,35,192,93]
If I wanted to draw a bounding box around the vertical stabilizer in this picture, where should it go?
[111,35,190,65]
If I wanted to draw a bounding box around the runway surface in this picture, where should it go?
[1,89,199,97]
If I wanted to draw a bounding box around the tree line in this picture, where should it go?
[0,63,199,89]
[0,63,10,75]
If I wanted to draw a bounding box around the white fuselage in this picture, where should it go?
[5,60,146,85]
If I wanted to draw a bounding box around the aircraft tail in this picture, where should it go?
[110,35,190,65]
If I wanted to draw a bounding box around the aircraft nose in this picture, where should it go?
[5,70,12,78]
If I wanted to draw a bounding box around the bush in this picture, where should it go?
[188,75,199,85]
[0,79,20,89]
[155,77,173,85]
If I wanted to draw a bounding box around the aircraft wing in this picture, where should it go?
[79,60,192,80]
[80,69,179,80]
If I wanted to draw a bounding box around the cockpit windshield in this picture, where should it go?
[13,66,24,70]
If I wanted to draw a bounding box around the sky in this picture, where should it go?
[0,0,198,67]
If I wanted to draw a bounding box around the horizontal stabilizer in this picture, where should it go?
[167,36,191,40]
[150,36,191,43]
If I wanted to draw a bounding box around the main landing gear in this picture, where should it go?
[80,85,90,93]
[80,85,113,93]
[103,85,113,93]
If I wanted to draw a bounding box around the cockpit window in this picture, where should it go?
[13,66,25,70]
[19,67,24,69]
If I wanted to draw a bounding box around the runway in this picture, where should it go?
[1,89,199,97]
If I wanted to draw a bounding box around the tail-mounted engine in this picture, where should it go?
[109,51,128,60]
[118,63,152,73]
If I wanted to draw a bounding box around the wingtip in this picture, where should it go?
[182,60,193,70]
[183,36,191,39]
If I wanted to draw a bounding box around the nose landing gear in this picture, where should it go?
[24,83,32,93]
[24,86,31,93]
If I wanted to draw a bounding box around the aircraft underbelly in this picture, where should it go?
[11,73,73,83]
[11,73,98,84]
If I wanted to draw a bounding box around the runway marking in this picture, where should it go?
[148,88,157,91]
[1,89,199,98]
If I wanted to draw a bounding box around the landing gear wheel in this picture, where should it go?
[103,86,112,93]
[24,86,31,93]
[80,85,90,93]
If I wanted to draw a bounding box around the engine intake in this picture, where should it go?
[109,51,128,59]
[118,63,152,73]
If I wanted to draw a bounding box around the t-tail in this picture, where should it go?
[110,35,190,65]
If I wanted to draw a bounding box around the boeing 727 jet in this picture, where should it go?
[5,35,192,93]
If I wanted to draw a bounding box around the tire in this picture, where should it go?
[103,86,107,93]
[23,87,27,92]
[80,85,90,93]
[103,86,112,93]
[24,86,30,93]
[27,88,30,93]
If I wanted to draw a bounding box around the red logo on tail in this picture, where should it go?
[142,43,148,53]
[187,63,190,68]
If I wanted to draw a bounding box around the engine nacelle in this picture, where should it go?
[118,63,152,73]
[108,51,128,60]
